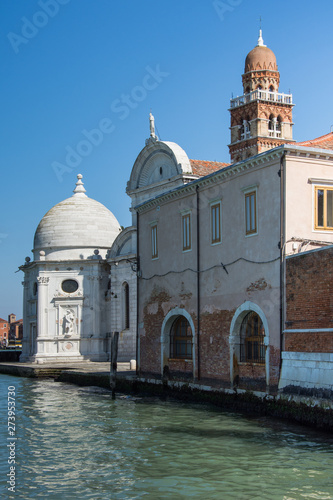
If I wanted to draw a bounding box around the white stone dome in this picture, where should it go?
[34,174,121,259]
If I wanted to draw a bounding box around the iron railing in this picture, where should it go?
[239,340,265,364]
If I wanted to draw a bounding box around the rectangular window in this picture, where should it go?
[245,191,257,235]
[151,225,158,259]
[182,213,191,251]
[315,186,333,230]
[211,203,221,244]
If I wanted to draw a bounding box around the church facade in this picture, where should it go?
[20,31,333,397]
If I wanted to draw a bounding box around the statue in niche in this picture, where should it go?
[64,309,75,336]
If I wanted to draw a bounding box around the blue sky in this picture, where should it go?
[1,0,332,319]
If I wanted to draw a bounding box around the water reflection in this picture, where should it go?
[0,375,332,499]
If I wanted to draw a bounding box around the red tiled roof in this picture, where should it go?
[190,159,230,177]
[296,132,333,150]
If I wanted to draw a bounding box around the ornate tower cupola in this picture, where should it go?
[228,30,294,162]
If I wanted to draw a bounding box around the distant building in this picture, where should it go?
[0,318,9,347]
[8,314,23,343]
[0,315,22,347]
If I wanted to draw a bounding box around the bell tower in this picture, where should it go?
[228,30,294,163]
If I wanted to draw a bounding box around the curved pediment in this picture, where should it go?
[127,140,193,192]
[108,226,136,259]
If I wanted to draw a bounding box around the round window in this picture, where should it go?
[62,280,78,294]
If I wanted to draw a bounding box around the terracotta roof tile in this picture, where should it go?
[296,132,333,150]
[190,159,230,177]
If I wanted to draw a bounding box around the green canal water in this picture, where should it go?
[1,374,333,499]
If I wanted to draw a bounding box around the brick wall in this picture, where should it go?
[285,332,333,352]
[199,310,234,386]
[140,289,176,377]
[139,291,276,390]
[285,246,333,352]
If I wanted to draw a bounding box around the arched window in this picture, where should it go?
[123,282,130,330]
[240,117,250,140]
[256,85,262,100]
[276,115,282,135]
[268,114,275,131]
[239,118,244,140]
[170,316,192,359]
[245,115,250,137]
[269,85,274,92]
[240,311,265,363]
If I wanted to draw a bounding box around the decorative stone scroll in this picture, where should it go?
[37,277,50,284]
[54,289,83,298]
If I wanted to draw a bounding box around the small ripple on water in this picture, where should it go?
[1,376,333,499]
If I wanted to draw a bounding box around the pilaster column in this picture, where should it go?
[21,280,29,355]
[37,277,49,338]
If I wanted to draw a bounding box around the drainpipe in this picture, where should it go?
[136,210,140,376]
[196,185,201,381]
[279,151,286,374]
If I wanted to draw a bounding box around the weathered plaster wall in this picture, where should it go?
[138,158,282,390]
[285,154,333,255]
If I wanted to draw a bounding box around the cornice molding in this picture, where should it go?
[284,144,333,161]
[136,148,283,213]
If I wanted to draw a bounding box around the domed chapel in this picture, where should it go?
[20,175,127,362]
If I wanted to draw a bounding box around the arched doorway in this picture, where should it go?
[170,316,192,360]
[229,302,269,390]
[240,311,265,363]
[161,308,196,379]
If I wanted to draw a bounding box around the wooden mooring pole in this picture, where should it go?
[110,331,119,399]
